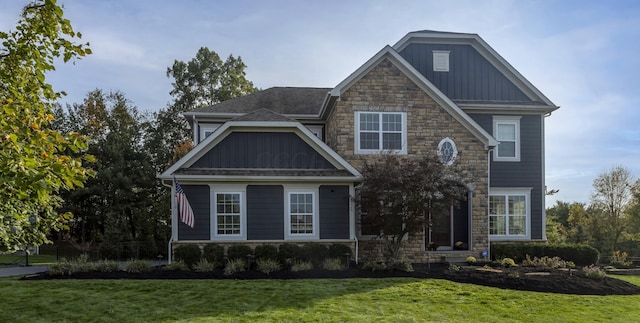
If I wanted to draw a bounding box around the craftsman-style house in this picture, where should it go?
[159,30,558,263]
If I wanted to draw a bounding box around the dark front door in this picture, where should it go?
[430,207,452,250]
[426,193,470,251]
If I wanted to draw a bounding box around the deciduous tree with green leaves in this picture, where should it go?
[0,0,93,251]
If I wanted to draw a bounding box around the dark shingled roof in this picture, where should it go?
[191,87,331,115]
[230,108,297,122]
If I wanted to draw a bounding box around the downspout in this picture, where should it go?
[162,179,174,264]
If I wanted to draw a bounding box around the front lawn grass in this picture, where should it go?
[1,277,639,322]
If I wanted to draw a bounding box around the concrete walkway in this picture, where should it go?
[0,265,49,277]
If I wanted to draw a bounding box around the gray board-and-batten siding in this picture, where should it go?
[178,185,350,241]
[399,43,532,103]
[190,132,336,170]
[469,113,544,239]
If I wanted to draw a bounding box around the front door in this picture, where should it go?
[426,193,469,251]
[430,207,453,250]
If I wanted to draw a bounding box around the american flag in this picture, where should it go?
[175,179,195,228]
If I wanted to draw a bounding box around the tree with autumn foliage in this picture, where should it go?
[0,0,93,251]
[358,154,468,261]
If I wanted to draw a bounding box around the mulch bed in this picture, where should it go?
[20,263,640,296]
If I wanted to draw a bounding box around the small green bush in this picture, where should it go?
[94,259,120,272]
[361,260,387,272]
[202,244,224,265]
[321,258,346,271]
[49,259,74,276]
[291,260,313,272]
[610,250,633,267]
[328,244,352,259]
[582,265,606,280]
[448,264,461,271]
[173,244,202,268]
[256,259,282,274]
[301,242,328,266]
[491,242,599,266]
[254,245,278,261]
[522,255,569,269]
[193,259,216,272]
[224,258,246,276]
[125,259,152,273]
[278,243,302,264]
[227,244,253,261]
[466,256,477,265]
[389,258,414,272]
[500,258,517,267]
[162,260,189,271]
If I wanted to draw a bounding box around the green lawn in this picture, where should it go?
[1,277,639,322]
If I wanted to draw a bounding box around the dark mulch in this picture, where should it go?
[20,263,640,296]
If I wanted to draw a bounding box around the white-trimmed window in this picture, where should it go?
[199,124,221,143]
[355,112,407,154]
[212,191,245,239]
[285,190,318,239]
[489,188,531,240]
[493,116,521,162]
[437,137,457,165]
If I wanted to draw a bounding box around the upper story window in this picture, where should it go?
[433,50,450,72]
[355,112,407,154]
[489,188,531,240]
[493,116,521,162]
[198,124,221,143]
[437,138,457,165]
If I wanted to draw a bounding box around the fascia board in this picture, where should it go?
[159,174,361,182]
[459,104,560,114]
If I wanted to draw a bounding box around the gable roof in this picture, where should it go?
[230,108,297,122]
[185,87,330,117]
[159,117,361,181]
[323,45,499,149]
[393,30,558,110]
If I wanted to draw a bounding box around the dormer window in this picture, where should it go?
[433,50,450,72]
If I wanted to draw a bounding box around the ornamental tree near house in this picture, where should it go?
[0,0,93,251]
[357,154,469,261]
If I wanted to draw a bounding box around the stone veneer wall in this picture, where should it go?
[325,58,489,263]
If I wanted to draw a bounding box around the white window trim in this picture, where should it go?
[489,187,532,241]
[284,187,319,240]
[210,186,247,240]
[199,123,221,143]
[437,137,458,166]
[493,116,521,162]
[433,50,450,72]
[354,111,407,155]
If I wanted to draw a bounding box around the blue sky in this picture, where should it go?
[2,0,639,205]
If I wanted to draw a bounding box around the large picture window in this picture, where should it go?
[214,192,242,237]
[287,192,316,238]
[489,188,530,239]
[493,116,521,162]
[355,112,407,154]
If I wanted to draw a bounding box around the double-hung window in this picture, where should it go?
[493,116,521,162]
[213,192,244,239]
[286,191,318,239]
[489,188,531,239]
[355,112,407,154]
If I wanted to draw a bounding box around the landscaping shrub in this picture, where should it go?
[491,242,599,265]
[173,244,201,268]
[278,243,302,265]
[125,259,152,273]
[465,256,477,265]
[500,258,517,267]
[321,258,346,271]
[291,260,313,272]
[94,259,120,272]
[301,242,328,266]
[582,265,606,280]
[610,250,633,267]
[193,259,216,272]
[362,260,387,272]
[328,244,352,259]
[49,258,74,276]
[202,244,224,265]
[389,257,414,272]
[162,260,189,271]
[256,259,281,274]
[224,258,246,276]
[254,245,278,261]
[522,255,572,269]
[226,245,253,261]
